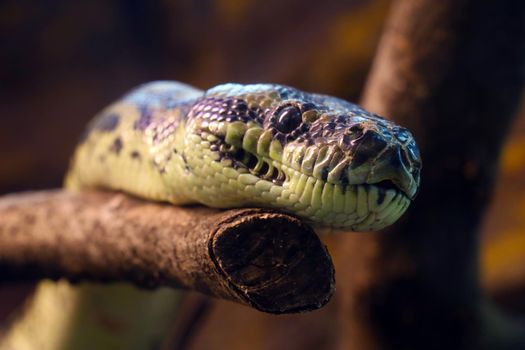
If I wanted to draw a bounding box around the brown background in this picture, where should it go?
[1,0,524,348]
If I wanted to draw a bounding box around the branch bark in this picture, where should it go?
[0,190,334,314]
[336,0,525,349]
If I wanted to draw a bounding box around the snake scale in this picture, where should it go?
[2,81,421,349]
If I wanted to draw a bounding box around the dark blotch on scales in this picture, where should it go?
[109,137,123,155]
[79,113,120,143]
[94,113,120,132]
[134,107,154,130]
[131,151,141,160]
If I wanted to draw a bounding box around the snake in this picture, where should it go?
[2,81,421,349]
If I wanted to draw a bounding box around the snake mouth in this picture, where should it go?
[277,162,410,230]
[369,179,404,196]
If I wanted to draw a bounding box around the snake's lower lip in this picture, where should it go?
[277,166,410,230]
[367,179,408,198]
[368,179,398,190]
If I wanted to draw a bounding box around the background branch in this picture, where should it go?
[334,0,525,349]
[0,190,334,314]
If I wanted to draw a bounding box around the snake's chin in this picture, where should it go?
[281,167,411,231]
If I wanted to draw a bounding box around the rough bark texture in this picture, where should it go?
[0,190,334,314]
[335,0,525,349]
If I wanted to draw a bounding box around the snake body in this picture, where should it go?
[3,82,421,349]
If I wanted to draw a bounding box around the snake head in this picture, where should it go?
[186,84,421,231]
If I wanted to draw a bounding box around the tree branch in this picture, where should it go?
[335,0,525,349]
[0,190,334,314]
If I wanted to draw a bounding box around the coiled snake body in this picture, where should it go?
[68,81,420,230]
[3,82,421,349]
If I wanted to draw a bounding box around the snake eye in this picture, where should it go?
[276,106,302,134]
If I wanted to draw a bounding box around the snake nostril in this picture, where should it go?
[348,124,364,138]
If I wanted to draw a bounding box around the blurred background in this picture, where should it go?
[1,0,524,348]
